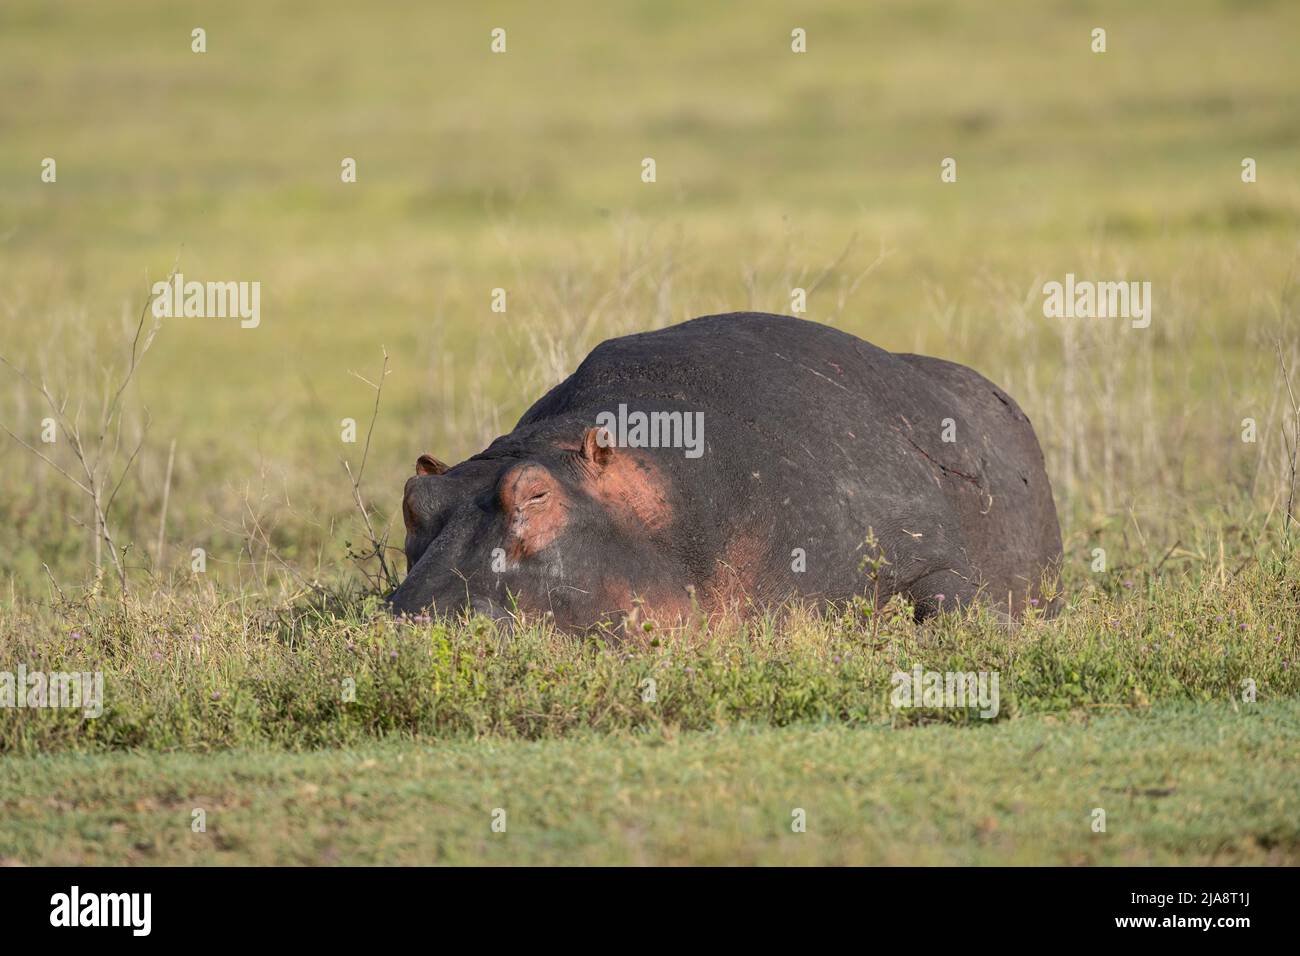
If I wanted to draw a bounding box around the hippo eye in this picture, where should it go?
[518,489,550,509]
[497,463,557,514]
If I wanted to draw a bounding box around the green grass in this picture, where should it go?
[3,701,1296,865]
[1,549,1296,755]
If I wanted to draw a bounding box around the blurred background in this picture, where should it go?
[1,0,1298,595]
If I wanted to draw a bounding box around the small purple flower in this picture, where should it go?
[389,650,398,660]
[151,652,163,662]
[1123,579,1134,589]
[192,633,202,643]
[832,655,842,664]
[1029,598,1039,607]
[70,631,82,641]
[210,691,222,701]
[934,593,945,602]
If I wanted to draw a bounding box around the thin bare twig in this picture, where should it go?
[0,274,170,591]
[156,437,177,567]
[1276,338,1299,536]
[342,347,399,591]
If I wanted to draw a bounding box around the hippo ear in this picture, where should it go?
[580,426,615,469]
[416,454,449,476]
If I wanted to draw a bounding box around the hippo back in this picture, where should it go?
[508,312,1062,615]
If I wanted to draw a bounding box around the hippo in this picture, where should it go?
[389,312,1062,629]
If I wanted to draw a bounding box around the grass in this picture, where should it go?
[1,548,1297,755]
[3,700,1297,865]
[1,0,1299,864]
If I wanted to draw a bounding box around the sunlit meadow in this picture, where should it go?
[1,0,1298,864]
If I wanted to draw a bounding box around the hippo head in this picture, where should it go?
[386,426,685,629]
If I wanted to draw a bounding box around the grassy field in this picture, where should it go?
[4,702,1297,865]
[1,0,1299,865]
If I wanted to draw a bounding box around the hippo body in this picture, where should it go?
[390,312,1062,628]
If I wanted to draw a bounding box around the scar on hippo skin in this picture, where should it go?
[499,463,570,561]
